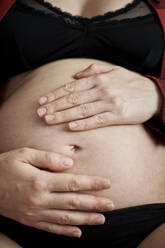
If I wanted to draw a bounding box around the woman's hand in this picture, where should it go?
[37,64,163,131]
[0,147,113,238]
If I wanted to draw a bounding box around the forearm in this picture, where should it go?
[137,223,165,248]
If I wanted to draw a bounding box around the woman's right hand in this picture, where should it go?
[0,147,113,238]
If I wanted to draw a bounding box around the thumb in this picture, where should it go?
[73,63,114,79]
[16,147,74,172]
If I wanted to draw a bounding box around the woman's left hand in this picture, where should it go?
[37,64,162,131]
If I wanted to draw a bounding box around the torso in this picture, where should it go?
[0,0,165,210]
[1,58,165,210]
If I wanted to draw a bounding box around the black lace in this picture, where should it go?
[15,0,155,26]
[35,0,142,22]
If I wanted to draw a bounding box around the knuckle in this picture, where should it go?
[79,104,89,117]
[95,114,108,127]
[94,199,103,211]
[45,152,54,166]
[31,177,47,192]
[68,195,80,210]
[68,92,79,105]
[111,96,125,115]
[92,176,110,190]
[68,177,80,191]
[45,224,56,233]
[57,215,70,225]
[84,214,95,224]
[27,196,40,208]
[64,81,75,92]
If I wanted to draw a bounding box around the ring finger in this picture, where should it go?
[45,192,114,211]
[38,76,96,105]
[41,209,105,226]
[44,100,109,124]
[37,88,100,117]
[36,221,82,237]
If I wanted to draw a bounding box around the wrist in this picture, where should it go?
[146,77,163,118]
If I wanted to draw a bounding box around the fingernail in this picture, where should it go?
[37,107,47,117]
[39,96,47,105]
[103,201,115,210]
[62,158,73,166]
[101,179,111,189]
[69,122,78,129]
[94,216,105,225]
[72,229,81,238]
[45,115,55,122]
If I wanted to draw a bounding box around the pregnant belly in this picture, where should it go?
[0,58,165,209]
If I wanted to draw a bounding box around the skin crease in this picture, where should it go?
[0,0,165,246]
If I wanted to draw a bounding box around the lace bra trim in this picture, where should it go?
[15,0,155,26]
[35,0,142,23]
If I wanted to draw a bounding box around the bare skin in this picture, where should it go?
[0,0,165,245]
[0,58,165,246]
[0,233,21,248]
[47,0,134,18]
[137,223,165,247]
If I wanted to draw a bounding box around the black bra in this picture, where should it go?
[0,0,164,85]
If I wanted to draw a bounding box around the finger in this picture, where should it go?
[38,77,96,105]
[74,63,117,79]
[41,209,105,226]
[16,147,73,171]
[44,101,106,124]
[45,192,114,211]
[46,173,111,192]
[37,88,101,117]
[68,112,120,131]
[36,222,82,238]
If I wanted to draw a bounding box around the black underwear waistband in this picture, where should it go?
[1,203,165,247]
